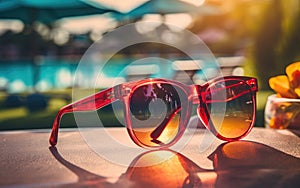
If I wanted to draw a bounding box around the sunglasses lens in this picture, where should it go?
[129,83,186,147]
[205,80,254,139]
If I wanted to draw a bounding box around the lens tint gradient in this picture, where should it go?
[129,83,186,147]
[205,80,254,139]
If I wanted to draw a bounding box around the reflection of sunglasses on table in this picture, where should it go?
[50,76,258,149]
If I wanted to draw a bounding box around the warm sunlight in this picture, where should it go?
[90,0,150,13]
[165,13,193,30]
[90,0,206,13]
[0,20,24,34]
[57,15,117,34]
[181,0,206,6]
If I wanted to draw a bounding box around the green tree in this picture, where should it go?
[253,0,282,89]
[278,0,300,64]
[253,0,300,89]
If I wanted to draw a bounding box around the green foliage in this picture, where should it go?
[278,0,300,63]
[252,0,300,89]
[253,0,282,89]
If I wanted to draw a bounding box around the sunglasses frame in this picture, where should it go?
[49,76,258,149]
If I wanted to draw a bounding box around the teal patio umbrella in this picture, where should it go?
[113,0,219,21]
[0,0,118,90]
[0,0,117,24]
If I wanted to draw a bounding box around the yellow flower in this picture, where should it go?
[286,62,300,98]
[269,62,300,99]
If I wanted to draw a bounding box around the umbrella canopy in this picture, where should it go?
[112,0,219,21]
[0,0,116,24]
[0,0,119,91]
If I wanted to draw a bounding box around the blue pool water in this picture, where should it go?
[0,57,220,93]
[0,58,173,92]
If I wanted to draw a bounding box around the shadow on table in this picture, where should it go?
[49,141,300,188]
[290,129,300,137]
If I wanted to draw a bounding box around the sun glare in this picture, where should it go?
[90,0,150,13]
[180,0,206,6]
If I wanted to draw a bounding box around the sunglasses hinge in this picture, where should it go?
[121,87,131,96]
[106,90,115,100]
[246,78,258,92]
[114,85,131,98]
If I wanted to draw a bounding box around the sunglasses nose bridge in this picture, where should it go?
[191,85,202,105]
[192,95,200,104]
[190,85,209,128]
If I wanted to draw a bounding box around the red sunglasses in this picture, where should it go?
[49,76,258,149]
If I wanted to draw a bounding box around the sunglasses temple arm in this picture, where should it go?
[150,107,182,140]
[49,88,116,146]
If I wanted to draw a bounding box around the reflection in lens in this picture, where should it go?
[129,83,186,147]
[205,80,254,139]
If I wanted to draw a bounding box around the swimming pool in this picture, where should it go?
[0,56,229,93]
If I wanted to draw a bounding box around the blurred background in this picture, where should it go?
[0,0,299,130]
